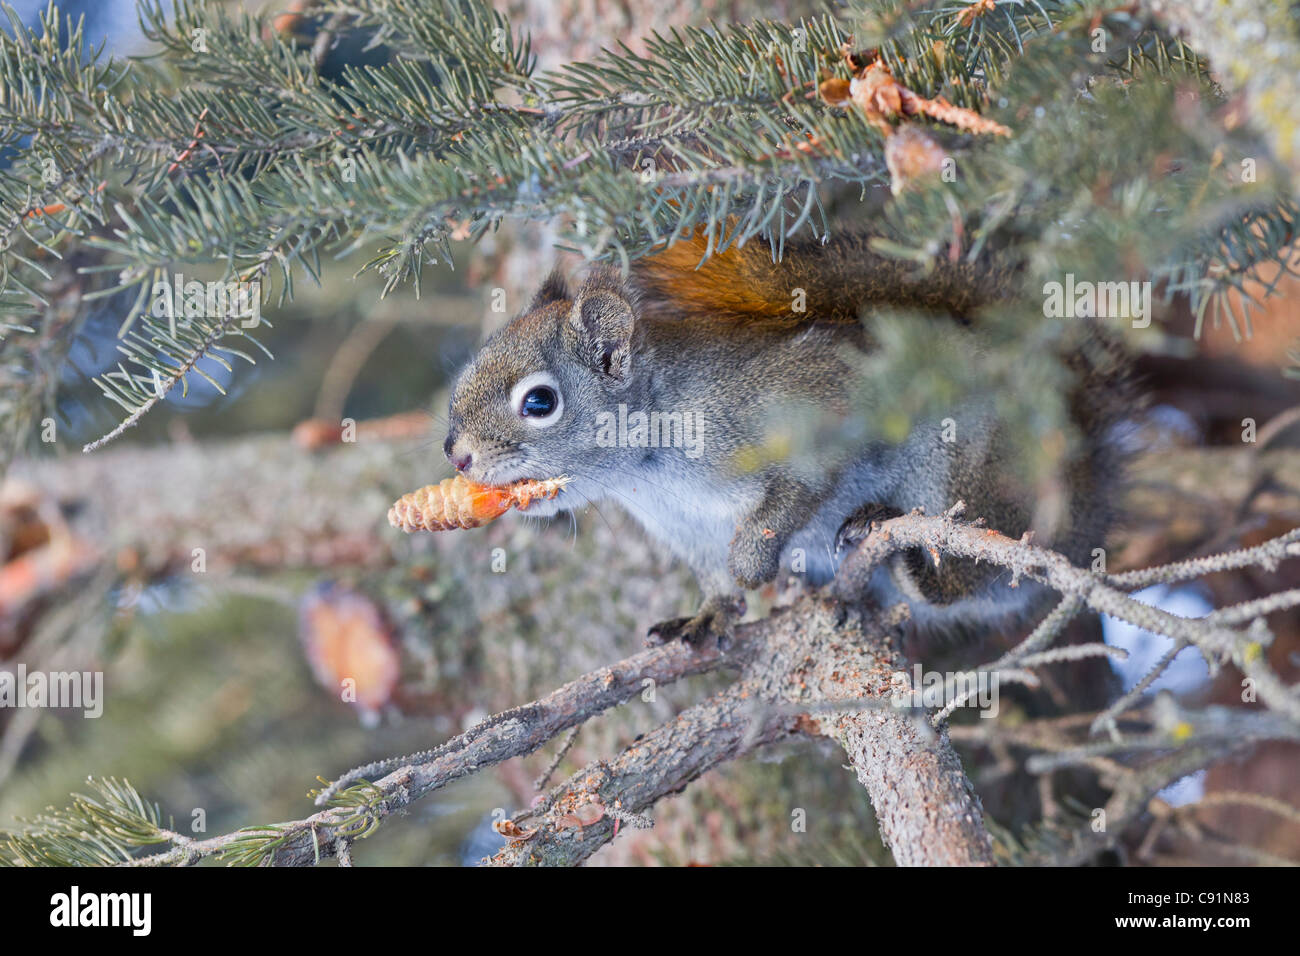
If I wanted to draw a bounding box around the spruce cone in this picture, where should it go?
[387,475,568,533]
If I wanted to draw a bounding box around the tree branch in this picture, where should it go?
[10,437,1299,866]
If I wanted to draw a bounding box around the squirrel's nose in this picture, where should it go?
[444,432,472,473]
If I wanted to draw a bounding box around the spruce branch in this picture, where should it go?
[80,304,272,453]
[0,777,173,866]
[4,0,1296,449]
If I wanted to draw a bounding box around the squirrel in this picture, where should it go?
[443,231,1130,646]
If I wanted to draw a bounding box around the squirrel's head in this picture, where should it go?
[444,267,642,515]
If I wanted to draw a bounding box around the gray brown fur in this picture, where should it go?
[444,235,1129,644]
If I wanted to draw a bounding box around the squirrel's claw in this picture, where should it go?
[646,614,707,647]
[646,596,743,650]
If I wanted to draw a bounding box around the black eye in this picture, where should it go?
[521,386,558,418]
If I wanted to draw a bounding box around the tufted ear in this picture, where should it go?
[567,268,637,383]
[528,268,570,310]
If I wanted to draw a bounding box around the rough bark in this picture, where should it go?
[492,596,995,866]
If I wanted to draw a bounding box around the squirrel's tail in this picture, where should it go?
[630,230,1005,323]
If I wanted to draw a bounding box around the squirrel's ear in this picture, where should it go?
[529,269,569,310]
[568,269,636,383]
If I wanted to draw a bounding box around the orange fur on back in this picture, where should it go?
[633,234,810,319]
[630,227,998,326]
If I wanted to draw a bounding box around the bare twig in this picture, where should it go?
[533,726,580,792]
[314,635,742,805]
[834,503,1300,724]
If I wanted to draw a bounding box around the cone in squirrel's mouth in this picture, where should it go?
[388,475,569,533]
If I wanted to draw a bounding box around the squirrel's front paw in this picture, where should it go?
[646,596,745,650]
[728,533,781,591]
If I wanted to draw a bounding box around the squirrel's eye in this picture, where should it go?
[521,386,557,417]
[510,372,564,427]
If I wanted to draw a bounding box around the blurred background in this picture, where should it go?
[1,0,1298,866]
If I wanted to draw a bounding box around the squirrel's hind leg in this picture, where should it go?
[834,501,906,556]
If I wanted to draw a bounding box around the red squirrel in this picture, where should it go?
[443,232,1129,645]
